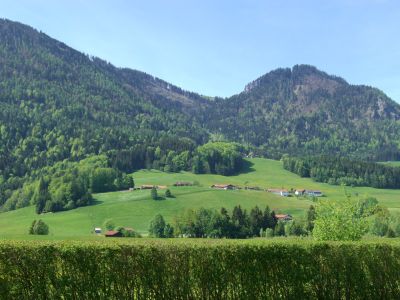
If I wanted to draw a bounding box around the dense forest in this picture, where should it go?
[1,19,400,212]
[205,66,400,160]
[0,141,243,213]
[282,155,400,189]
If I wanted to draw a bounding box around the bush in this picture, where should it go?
[313,196,371,241]
[274,221,285,236]
[165,189,173,198]
[28,220,49,235]
[103,219,115,231]
[287,220,307,236]
[120,228,141,238]
[0,240,400,299]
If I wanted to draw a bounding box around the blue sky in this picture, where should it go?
[1,0,400,101]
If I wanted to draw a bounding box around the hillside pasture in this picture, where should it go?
[0,158,399,239]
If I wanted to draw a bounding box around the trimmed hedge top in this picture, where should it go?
[0,239,399,299]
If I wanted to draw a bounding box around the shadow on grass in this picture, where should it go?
[89,198,104,206]
[234,159,256,175]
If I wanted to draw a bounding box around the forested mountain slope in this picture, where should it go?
[0,19,209,180]
[205,65,400,159]
[1,18,400,208]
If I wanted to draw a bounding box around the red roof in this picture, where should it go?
[105,230,120,236]
[275,214,293,220]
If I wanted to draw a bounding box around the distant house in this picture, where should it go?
[140,185,167,190]
[306,190,323,197]
[141,185,155,190]
[211,184,237,190]
[280,190,289,197]
[267,189,290,197]
[275,214,293,221]
[295,189,306,196]
[244,186,262,191]
[173,181,193,187]
[94,227,102,234]
[105,230,122,237]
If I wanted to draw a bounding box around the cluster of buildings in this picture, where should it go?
[210,184,323,197]
[267,188,323,197]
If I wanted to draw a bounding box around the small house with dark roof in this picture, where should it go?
[306,190,323,197]
[211,184,237,190]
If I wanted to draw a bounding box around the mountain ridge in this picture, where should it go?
[1,17,400,165]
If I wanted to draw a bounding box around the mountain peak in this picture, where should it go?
[244,64,347,94]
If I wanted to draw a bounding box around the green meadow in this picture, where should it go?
[0,158,399,239]
[380,161,400,167]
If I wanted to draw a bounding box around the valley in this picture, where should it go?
[1,158,399,239]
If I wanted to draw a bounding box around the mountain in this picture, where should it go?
[206,65,400,159]
[0,19,209,179]
[1,17,400,183]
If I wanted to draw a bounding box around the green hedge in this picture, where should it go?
[0,240,399,299]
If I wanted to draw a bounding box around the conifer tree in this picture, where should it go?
[151,186,158,200]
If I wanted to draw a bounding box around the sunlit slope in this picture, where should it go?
[0,158,399,239]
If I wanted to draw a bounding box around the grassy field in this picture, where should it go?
[0,158,400,239]
[380,161,400,167]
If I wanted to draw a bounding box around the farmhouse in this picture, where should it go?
[141,185,168,190]
[295,189,306,196]
[267,189,290,197]
[211,184,237,190]
[275,214,293,221]
[141,185,155,190]
[173,181,193,186]
[105,230,122,237]
[306,190,323,197]
[244,186,262,191]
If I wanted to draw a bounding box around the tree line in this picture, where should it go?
[108,141,244,176]
[1,141,243,213]
[149,195,400,241]
[1,155,134,213]
[149,205,315,239]
[282,155,400,188]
